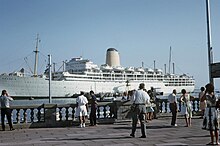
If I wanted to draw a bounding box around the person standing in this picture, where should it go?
[76,91,88,128]
[199,87,206,118]
[180,89,194,127]
[0,90,14,131]
[168,89,178,126]
[89,90,98,126]
[201,83,219,145]
[130,83,150,138]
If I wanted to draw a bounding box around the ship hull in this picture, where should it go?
[0,74,194,98]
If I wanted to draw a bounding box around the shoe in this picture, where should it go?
[139,135,146,138]
[206,142,214,145]
[79,124,83,128]
[10,128,15,131]
[83,123,86,128]
[174,124,177,127]
[130,134,135,137]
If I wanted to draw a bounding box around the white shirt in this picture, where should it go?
[0,95,13,108]
[168,93,177,103]
[76,95,88,106]
[132,89,150,104]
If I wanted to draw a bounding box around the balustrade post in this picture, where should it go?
[30,108,34,122]
[23,109,27,123]
[65,107,69,121]
[16,109,20,123]
[103,106,107,118]
[58,107,62,121]
[72,106,76,121]
[159,100,163,113]
[97,107,100,119]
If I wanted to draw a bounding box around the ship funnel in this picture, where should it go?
[106,48,120,67]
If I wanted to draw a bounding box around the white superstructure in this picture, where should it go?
[0,48,195,98]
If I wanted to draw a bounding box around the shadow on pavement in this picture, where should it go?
[41,136,132,141]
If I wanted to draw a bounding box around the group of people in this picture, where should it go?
[0,89,98,130]
[168,83,219,145]
[1,83,219,145]
[75,90,98,128]
[168,88,194,127]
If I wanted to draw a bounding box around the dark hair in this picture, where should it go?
[139,83,145,89]
[205,83,214,94]
[200,87,205,91]
[181,89,186,94]
[1,90,6,96]
[90,90,94,94]
[80,91,85,95]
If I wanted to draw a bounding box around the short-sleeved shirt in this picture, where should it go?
[133,89,150,104]
[76,95,88,106]
[0,95,13,108]
[76,95,88,117]
[168,93,177,103]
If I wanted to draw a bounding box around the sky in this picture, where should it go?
[0,0,220,89]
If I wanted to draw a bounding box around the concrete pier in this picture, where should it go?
[0,116,211,146]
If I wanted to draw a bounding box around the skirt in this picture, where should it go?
[181,103,192,118]
[203,107,219,131]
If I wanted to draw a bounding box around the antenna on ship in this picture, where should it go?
[48,54,52,103]
[33,34,40,77]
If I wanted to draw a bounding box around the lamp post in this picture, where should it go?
[206,0,214,85]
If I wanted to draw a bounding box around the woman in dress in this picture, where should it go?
[201,83,219,145]
[199,87,206,118]
[180,89,194,127]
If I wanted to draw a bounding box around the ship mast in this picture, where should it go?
[168,46,172,74]
[33,34,40,77]
[206,0,214,84]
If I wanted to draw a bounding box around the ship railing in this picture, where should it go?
[0,98,202,129]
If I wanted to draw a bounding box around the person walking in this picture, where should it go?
[130,83,150,138]
[180,89,194,127]
[0,90,14,131]
[201,83,219,145]
[168,89,178,126]
[76,91,88,128]
[89,90,98,126]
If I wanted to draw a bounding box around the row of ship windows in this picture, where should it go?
[2,76,193,84]
[2,78,16,80]
[165,83,195,86]
[70,76,192,81]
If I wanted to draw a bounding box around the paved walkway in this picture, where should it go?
[0,116,213,146]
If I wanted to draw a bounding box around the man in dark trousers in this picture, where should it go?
[0,90,14,131]
[130,83,150,138]
[168,89,178,126]
[89,90,98,126]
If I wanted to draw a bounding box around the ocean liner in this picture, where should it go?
[0,46,195,98]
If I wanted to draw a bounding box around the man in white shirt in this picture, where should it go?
[130,83,150,138]
[168,89,177,126]
[76,91,88,128]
